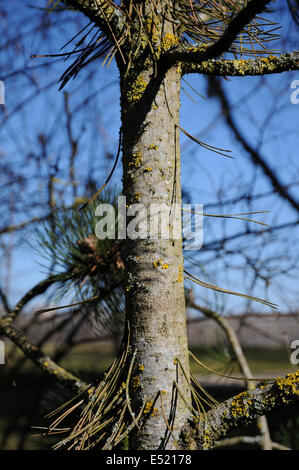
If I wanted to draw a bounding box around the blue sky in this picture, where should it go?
[0,0,299,315]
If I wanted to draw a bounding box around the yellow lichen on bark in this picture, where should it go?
[160,33,179,52]
[127,76,148,102]
[230,391,253,418]
[153,258,169,269]
[129,152,143,168]
[276,371,299,402]
[176,265,184,283]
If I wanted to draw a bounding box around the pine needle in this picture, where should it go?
[184,270,278,308]
[177,125,233,158]
[183,208,270,226]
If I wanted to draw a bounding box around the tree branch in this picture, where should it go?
[192,371,299,448]
[214,435,291,450]
[188,299,272,449]
[0,215,49,235]
[182,52,299,76]
[214,435,263,448]
[201,220,299,252]
[166,0,273,66]
[0,322,87,393]
[0,285,11,314]
[1,275,62,328]
[208,75,299,214]
[0,201,84,235]
[63,0,124,35]
[188,300,257,384]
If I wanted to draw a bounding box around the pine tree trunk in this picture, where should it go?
[120,64,191,449]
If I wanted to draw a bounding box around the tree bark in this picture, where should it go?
[120,64,191,449]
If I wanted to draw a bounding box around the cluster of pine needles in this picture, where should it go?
[34,324,220,450]
[41,0,282,89]
[38,326,145,450]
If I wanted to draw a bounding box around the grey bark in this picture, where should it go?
[120,64,191,449]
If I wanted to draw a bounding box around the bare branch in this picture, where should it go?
[208,76,299,214]
[1,275,61,327]
[182,52,299,76]
[214,435,263,448]
[201,220,299,252]
[188,300,255,387]
[0,285,11,314]
[215,435,291,450]
[0,215,54,236]
[0,202,82,236]
[188,299,272,449]
[0,322,87,393]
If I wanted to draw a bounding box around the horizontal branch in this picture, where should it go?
[200,219,299,252]
[214,435,262,448]
[0,214,56,235]
[193,371,299,448]
[182,53,299,76]
[0,323,87,393]
[214,435,290,450]
[0,202,84,236]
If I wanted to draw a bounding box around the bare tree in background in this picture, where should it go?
[0,0,299,451]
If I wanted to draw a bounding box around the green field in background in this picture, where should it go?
[0,344,298,450]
